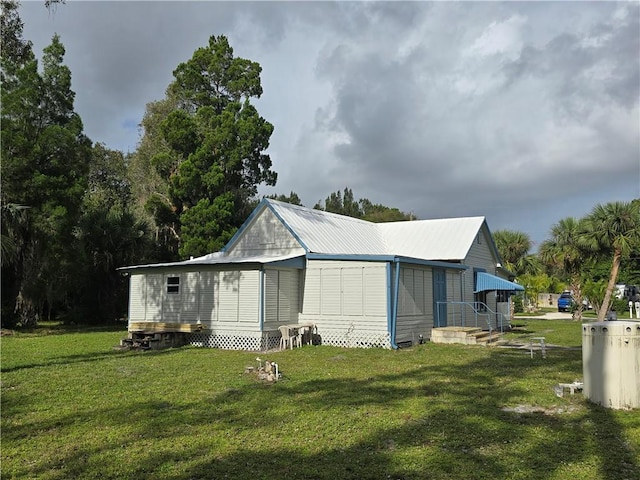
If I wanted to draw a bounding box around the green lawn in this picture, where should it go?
[2,320,639,480]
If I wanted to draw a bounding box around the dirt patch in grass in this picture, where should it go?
[501,404,579,415]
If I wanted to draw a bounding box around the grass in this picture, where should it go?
[2,320,639,480]
[505,318,586,347]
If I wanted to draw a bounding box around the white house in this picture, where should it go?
[120,198,523,350]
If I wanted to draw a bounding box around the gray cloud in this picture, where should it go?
[19,1,639,247]
[304,2,639,240]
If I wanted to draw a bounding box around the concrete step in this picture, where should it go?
[431,327,503,346]
[471,331,504,345]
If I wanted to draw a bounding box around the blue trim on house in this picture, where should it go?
[386,262,397,349]
[394,256,468,270]
[480,220,506,270]
[222,198,312,254]
[259,268,265,332]
[391,258,400,349]
[264,200,311,253]
[433,268,448,327]
[221,198,271,253]
[268,256,306,269]
[307,253,469,270]
[474,271,524,292]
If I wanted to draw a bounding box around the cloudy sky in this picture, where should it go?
[20,1,640,249]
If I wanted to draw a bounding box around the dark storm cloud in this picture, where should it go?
[19,1,639,246]
[503,5,640,112]
[22,1,258,150]
[307,1,639,239]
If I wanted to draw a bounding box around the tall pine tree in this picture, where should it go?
[131,35,277,259]
[1,4,91,326]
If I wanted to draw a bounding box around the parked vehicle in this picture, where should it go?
[624,285,639,301]
[558,291,592,312]
[615,284,639,301]
[558,292,574,312]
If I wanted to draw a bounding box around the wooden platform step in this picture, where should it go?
[128,322,204,333]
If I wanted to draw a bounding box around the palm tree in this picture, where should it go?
[493,229,541,276]
[539,217,591,321]
[1,203,29,267]
[580,200,640,321]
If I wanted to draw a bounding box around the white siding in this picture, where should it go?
[395,265,469,344]
[238,271,260,323]
[145,274,163,321]
[342,268,364,316]
[300,260,387,332]
[218,271,240,322]
[303,269,321,315]
[192,268,261,327]
[320,268,342,315]
[181,272,200,323]
[193,269,260,325]
[364,267,387,317]
[279,269,299,323]
[129,267,262,330]
[264,269,279,324]
[227,208,305,257]
[199,271,217,323]
[128,274,146,322]
[263,268,300,327]
[396,265,435,344]
[162,273,181,322]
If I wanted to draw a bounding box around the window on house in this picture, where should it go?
[497,290,509,303]
[167,276,180,294]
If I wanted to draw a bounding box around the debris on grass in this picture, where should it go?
[501,404,578,415]
[245,358,281,382]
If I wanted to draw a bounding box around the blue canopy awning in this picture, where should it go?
[475,272,524,293]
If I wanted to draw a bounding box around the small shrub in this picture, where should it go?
[513,294,523,313]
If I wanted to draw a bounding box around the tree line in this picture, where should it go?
[493,200,640,322]
[1,2,638,328]
[0,3,416,328]
[269,188,414,223]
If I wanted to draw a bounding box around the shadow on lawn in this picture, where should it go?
[0,345,182,373]
[7,321,127,336]
[5,346,639,480]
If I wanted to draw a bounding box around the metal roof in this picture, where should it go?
[119,252,304,271]
[120,200,493,271]
[267,200,389,255]
[266,199,485,261]
[378,216,486,261]
[474,272,524,292]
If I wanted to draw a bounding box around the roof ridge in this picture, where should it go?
[379,215,486,226]
[266,199,485,225]
[263,198,487,260]
[265,198,376,225]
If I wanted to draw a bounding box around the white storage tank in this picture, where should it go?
[582,321,640,409]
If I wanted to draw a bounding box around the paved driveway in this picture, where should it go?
[539,312,574,320]
[516,312,574,320]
